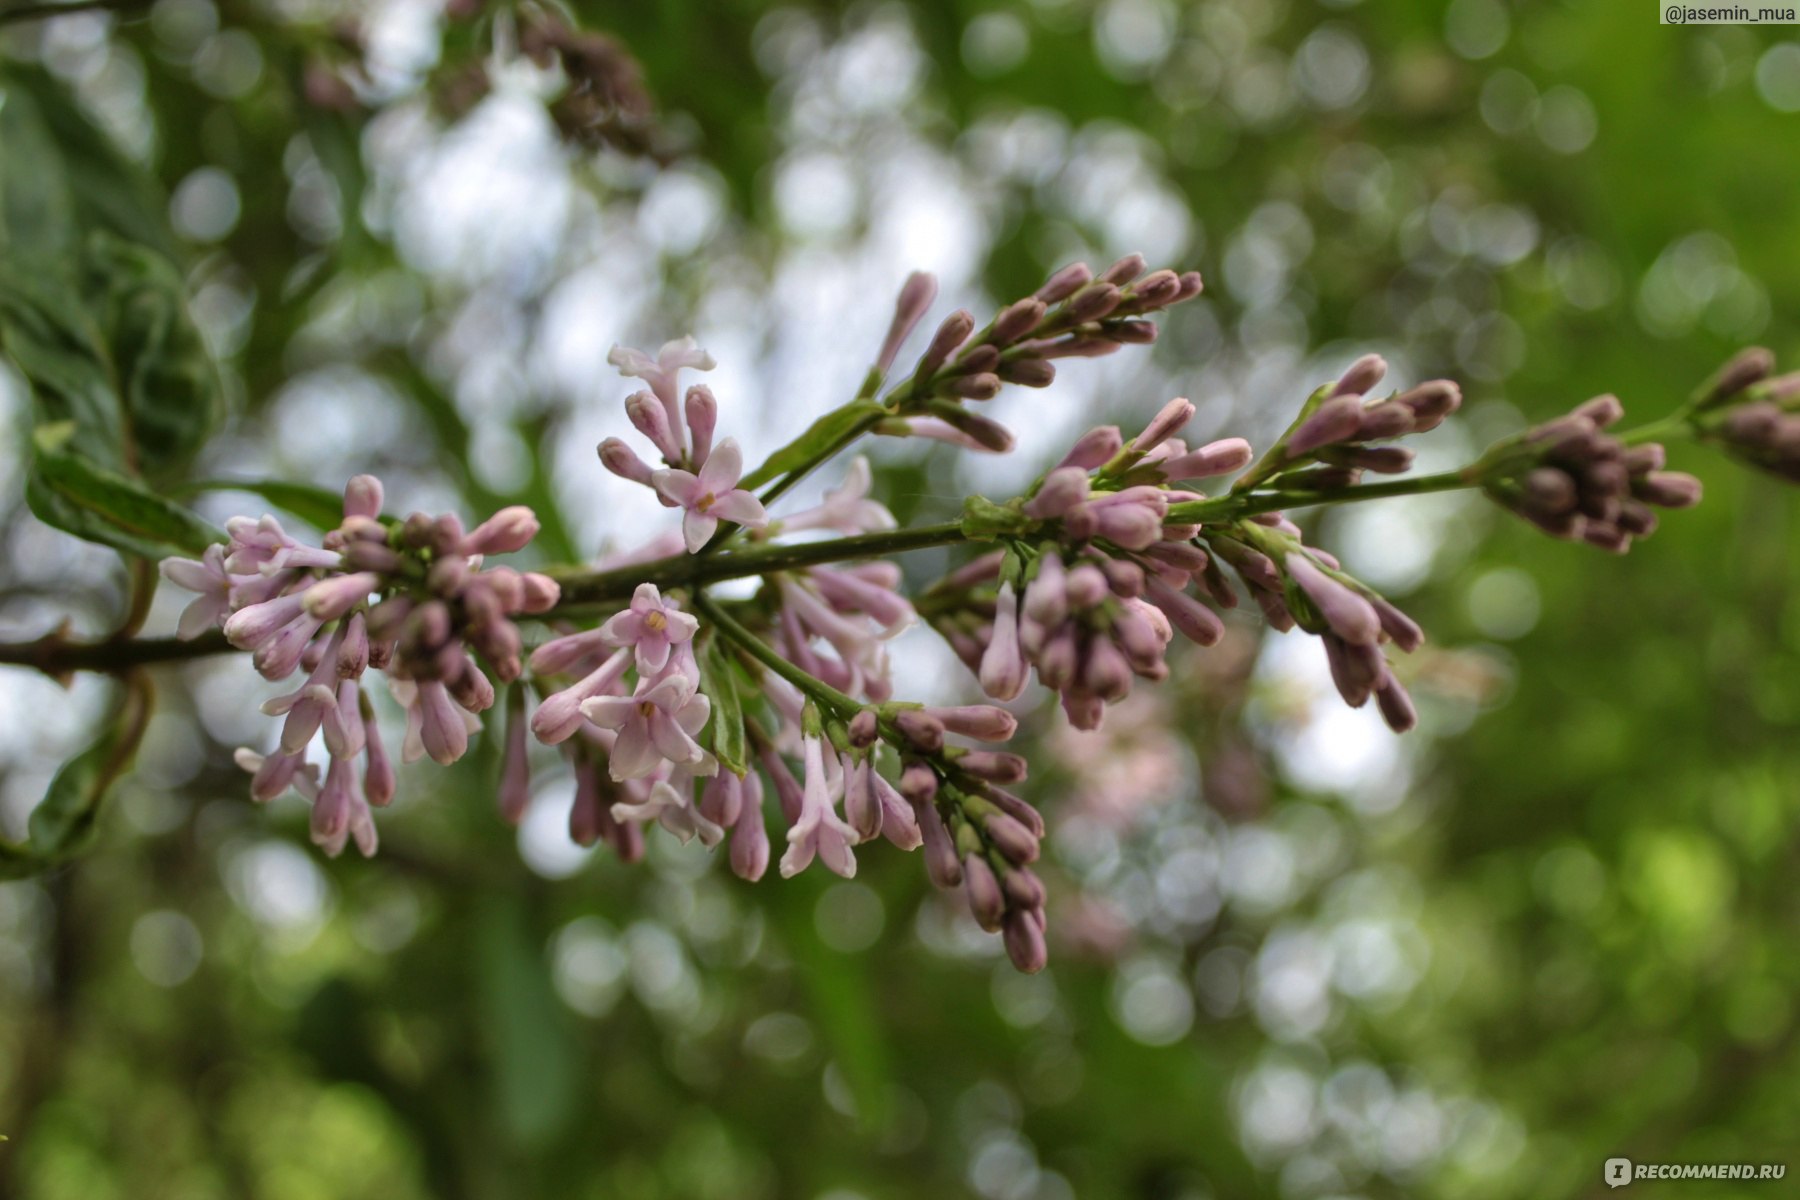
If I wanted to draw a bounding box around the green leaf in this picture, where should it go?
[0,676,152,877]
[475,894,581,1149]
[184,478,351,533]
[0,66,176,261]
[700,637,749,776]
[0,74,79,266]
[0,273,126,469]
[739,400,887,491]
[81,233,224,479]
[28,424,224,559]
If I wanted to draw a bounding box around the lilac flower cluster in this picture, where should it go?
[872,255,1204,455]
[529,337,944,878]
[1205,518,1423,732]
[161,478,558,854]
[1233,354,1462,493]
[155,252,1748,976]
[596,337,769,552]
[1478,394,1700,552]
[1688,348,1800,482]
[930,398,1253,730]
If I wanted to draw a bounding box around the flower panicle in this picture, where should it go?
[1477,393,1700,553]
[160,476,558,855]
[873,255,1204,457]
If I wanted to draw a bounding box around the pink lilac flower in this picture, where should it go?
[160,544,234,639]
[780,733,859,878]
[651,438,770,552]
[726,772,770,881]
[609,766,725,847]
[597,583,698,674]
[580,673,713,780]
[391,677,482,765]
[608,336,715,447]
[777,457,897,536]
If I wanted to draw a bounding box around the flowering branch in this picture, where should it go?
[26,248,1789,973]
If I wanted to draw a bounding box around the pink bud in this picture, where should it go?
[1099,253,1147,285]
[1036,262,1093,303]
[878,271,939,372]
[964,855,1005,930]
[1286,395,1366,457]
[599,437,656,485]
[1057,426,1123,471]
[918,310,975,378]
[992,298,1047,345]
[1003,909,1047,973]
[344,475,384,519]
[463,506,540,555]
[1332,353,1387,398]
[302,572,380,621]
[684,385,718,467]
[1023,467,1091,519]
[1158,437,1254,481]
[926,705,1017,742]
[1136,398,1195,453]
[625,390,683,463]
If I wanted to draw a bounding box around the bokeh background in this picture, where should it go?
[2,1,1799,1197]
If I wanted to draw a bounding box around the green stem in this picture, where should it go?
[551,520,966,608]
[1620,414,1697,447]
[0,463,1503,677]
[1167,468,1477,524]
[692,591,862,718]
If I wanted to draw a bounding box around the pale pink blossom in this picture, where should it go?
[780,734,859,878]
[651,439,769,553]
[778,457,897,536]
[530,648,631,744]
[160,544,233,639]
[609,773,725,847]
[580,674,712,780]
[609,336,715,437]
[223,515,340,575]
[598,583,699,674]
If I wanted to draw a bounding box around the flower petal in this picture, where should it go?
[707,490,767,528]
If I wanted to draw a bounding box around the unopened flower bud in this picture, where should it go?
[992,297,1047,345]
[1099,253,1147,285]
[684,385,718,466]
[1332,353,1387,398]
[1058,425,1123,470]
[1066,282,1122,323]
[1036,261,1093,303]
[879,271,939,372]
[999,359,1056,387]
[964,855,1005,930]
[599,437,656,485]
[950,373,1002,401]
[895,709,945,752]
[1003,909,1047,973]
[918,309,975,378]
[1286,395,1366,457]
[344,474,384,519]
[1633,470,1703,508]
[1135,397,1195,453]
